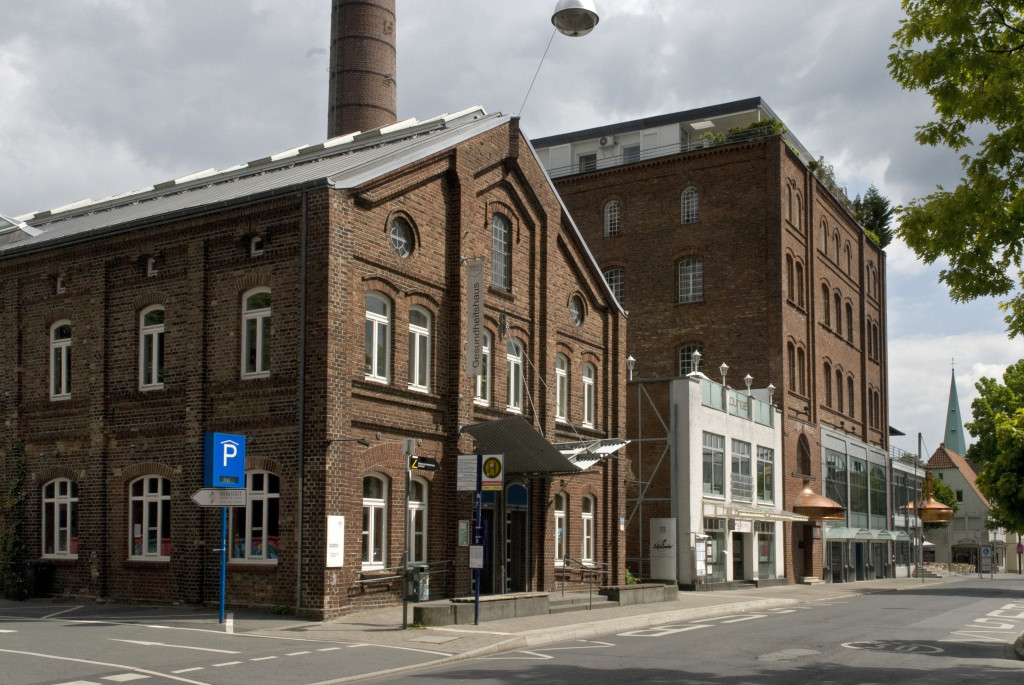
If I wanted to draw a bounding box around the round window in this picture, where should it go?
[569,296,584,326]
[390,217,414,258]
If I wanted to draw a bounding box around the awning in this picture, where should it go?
[825,527,878,540]
[553,438,629,470]
[703,501,809,523]
[460,416,583,476]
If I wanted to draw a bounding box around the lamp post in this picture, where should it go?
[719,362,729,387]
[767,383,775,406]
[744,373,753,395]
[627,354,636,381]
[691,349,702,374]
[551,0,600,36]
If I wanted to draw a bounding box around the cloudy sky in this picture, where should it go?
[3,0,1022,457]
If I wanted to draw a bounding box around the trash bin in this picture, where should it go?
[409,564,430,602]
[25,560,53,598]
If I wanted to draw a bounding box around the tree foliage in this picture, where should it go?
[852,185,894,248]
[0,442,27,598]
[889,1,1024,336]
[965,358,1024,466]
[974,408,1024,534]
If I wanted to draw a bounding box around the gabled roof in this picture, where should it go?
[927,444,990,508]
[0,107,495,257]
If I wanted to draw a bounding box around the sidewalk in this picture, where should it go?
[233,574,986,679]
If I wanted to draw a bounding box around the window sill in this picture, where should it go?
[50,395,72,402]
[139,385,165,393]
[126,557,170,564]
[473,398,490,407]
[241,373,271,381]
[227,559,279,568]
[40,555,78,562]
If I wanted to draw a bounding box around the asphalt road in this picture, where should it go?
[394,577,1024,684]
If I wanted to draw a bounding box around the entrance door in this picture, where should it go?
[505,483,529,593]
[855,543,865,580]
[829,541,844,583]
[732,532,744,581]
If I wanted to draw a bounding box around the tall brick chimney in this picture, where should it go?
[328,0,398,138]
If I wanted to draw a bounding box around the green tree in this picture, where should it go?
[889,1,1024,336]
[852,185,894,248]
[975,408,1024,534]
[965,359,1024,466]
[925,476,959,530]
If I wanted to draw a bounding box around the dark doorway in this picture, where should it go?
[732,532,744,581]
[505,483,529,593]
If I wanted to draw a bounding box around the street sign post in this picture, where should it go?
[410,456,439,471]
[201,432,247,626]
[191,488,247,507]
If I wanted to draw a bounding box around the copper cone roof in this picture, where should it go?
[792,485,846,521]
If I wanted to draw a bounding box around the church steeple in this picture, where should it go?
[944,366,968,455]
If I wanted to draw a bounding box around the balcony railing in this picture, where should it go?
[701,379,773,427]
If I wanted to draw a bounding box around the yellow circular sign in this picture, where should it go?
[482,456,502,479]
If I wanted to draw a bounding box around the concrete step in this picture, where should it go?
[549,595,619,614]
[800,576,824,585]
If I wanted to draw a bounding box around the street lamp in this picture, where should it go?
[691,349,702,374]
[552,0,600,37]
[767,383,775,405]
[744,373,753,395]
[627,354,636,381]
[719,362,729,387]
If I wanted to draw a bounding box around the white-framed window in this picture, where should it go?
[56,275,66,294]
[50,321,72,400]
[678,258,703,303]
[757,446,775,503]
[409,477,428,564]
[129,475,170,559]
[731,439,753,501]
[554,491,566,565]
[679,343,703,376]
[506,338,524,412]
[681,186,699,224]
[230,470,280,561]
[139,306,165,390]
[492,213,511,289]
[362,474,388,568]
[250,235,265,257]
[703,432,725,496]
[146,256,158,277]
[555,354,569,421]
[603,268,623,304]
[408,306,431,392]
[581,495,595,563]
[365,292,390,383]
[241,288,271,378]
[474,330,491,406]
[604,201,620,236]
[42,478,78,557]
[582,362,596,428]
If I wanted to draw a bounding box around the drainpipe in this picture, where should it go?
[295,192,308,614]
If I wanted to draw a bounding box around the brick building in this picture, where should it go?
[0,108,628,617]
[532,97,890,584]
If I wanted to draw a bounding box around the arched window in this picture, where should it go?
[581,495,595,563]
[821,221,829,254]
[786,186,793,223]
[786,255,794,302]
[795,194,803,230]
[821,284,831,326]
[42,478,78,557]
[409,477,428,564]
[604,201,621,236]
[845,243,852,273]
[492,212,511,289]
[681,186,699,224]
[582,362,596,428]
[834,293,842,335]
[847,376,855,418]
[129,475,170,559]
[362,474,388,567]
[823,362,832,407]
[787,342,796,390]
[797,436,812,475]
[680,344,703,375]
[797,347,806,395]
[678,258,703,303]
[834,232,841,262]
[365,293,391,383]
[795,262,805,307]
[836,369,844,413]
[846,303,854,343]
[241,288,271,378]
[50,321,72,400]
[554,491,566,565]
[139,306,165,390]
[555,354,569,421]
[474,330,491,406]
[230,470,280,561]
[507,338,524,412]
[603,268,623,305]
[408,306,431,391]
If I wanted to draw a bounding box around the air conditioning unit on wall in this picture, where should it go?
[598,135,616,148]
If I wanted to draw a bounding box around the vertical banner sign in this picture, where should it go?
[465,258,485,377]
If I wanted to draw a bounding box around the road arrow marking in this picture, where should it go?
[110,639,239,654]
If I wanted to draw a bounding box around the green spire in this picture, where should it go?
[944,368,967,455]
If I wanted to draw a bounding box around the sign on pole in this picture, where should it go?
[191,488,247,507]
[457,455,479,491]
[465,258,485,377]
[410,456,439,471]
[480,454,503,491]
[203,432,246,487]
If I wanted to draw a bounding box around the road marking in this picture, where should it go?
[103,675,150,682]
[843,640,943,654]
[317,647,342,652]
[43,606,84,619]
[619,624,712,637]
[0,648,210,685]
[251,656,278,661]
[170,668,204,673]
[212,661,242,667]
[286,651,310,656]
[110,639,239,654]
[0,629,17,633]
[719,614,766,623]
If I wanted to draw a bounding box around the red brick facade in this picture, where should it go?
[0,115,627,617]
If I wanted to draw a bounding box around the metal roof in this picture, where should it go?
[0,107,497,257]
[460,416,583,476]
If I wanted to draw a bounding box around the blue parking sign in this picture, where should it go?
[204,432,246,488]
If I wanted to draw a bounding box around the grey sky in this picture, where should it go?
[3,0,1022,457]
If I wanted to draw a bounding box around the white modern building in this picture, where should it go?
[668,372,796,588]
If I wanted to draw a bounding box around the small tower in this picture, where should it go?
[944,367,968,455]
[328,0,398,139]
